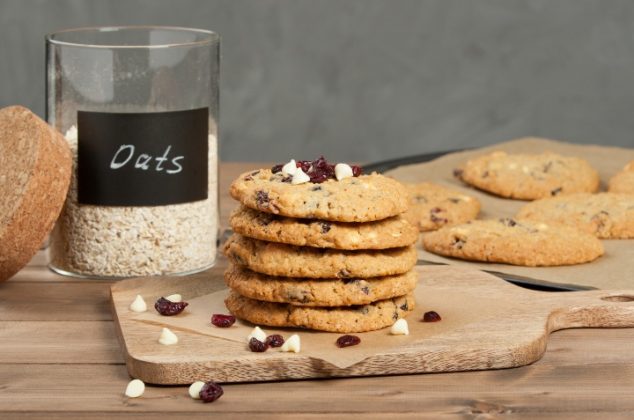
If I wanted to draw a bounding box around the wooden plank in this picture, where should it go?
[0,261,227,321]
[111,265,634,384]
[0,281,113,321]
[0,321,123,364]
[1,362,634,416]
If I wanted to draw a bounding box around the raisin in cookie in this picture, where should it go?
[608,161,634,194]
[422,218,603,266]
[225,264,418,307]
[516,193,634,239]
[230,205,418,249]
[224,234,417,278]
[230,169,409,222]
[454,149,599,200]
[225,291,415,333]
[403,183,480,231]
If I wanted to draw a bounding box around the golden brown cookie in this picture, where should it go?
[608,161,634,194]
[422,218,604,266]
[454,148,599,200]
[403,182,480,231]
[225,291,415,333]
[230,205,418,249]
[230,169,409,222]
[224,264,418,307]
[223,234,417,278]
[516,193,634,239]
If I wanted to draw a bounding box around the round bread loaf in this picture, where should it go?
[0,106,71,281]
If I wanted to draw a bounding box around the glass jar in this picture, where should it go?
[46,26,219,278]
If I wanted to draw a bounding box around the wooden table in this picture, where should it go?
[2,162,634,419]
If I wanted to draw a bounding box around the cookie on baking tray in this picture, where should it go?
[516,193,634,239]
[403,182,480,231]
[225,290,415,333]
[230,205,418,249]
[608,161,634,195]
[422,218,604,266]
[453,148,600,200]
[224,264,418,307]
[230,161,409,222]
[223,234,417,279]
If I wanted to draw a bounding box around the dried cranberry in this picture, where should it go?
[154,297,188,316]
[265,334,285,348]
[255,190,270,206]
[453,168,464,178]
[249,337,269,352]
[452,237,465,249]
[499,218,517,227]
[319,221,332,233]
[211,314,236,328]
[336,335,361,348]
[551,187,563,196]
[422,311,442,322]
[199,381,224,403]
[270,157,361,183]
[351,165,363,176]
[430,207,448,224]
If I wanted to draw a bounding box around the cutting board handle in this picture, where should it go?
[546,290,634,331]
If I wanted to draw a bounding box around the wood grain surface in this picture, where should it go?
[111,265,634,384]
[3,162,634,418]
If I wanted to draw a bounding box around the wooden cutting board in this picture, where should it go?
[111,265,634,384]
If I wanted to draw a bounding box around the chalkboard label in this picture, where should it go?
[77,108,208,206]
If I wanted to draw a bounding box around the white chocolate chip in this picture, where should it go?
[536,223,549,230]
[452,227,469,235]
[334,163,354,181]
[247,326,267,343]
[460,195,472,201]
[508,162,518,170]
[188,381,206,399]
[521,165,531,174]
[158,327,179,345]
[292,168,310,185]
[124,379,145,398]
[282,159,298,176]
[165,294,182,303]
[129,295,147,313]
[390,319,409,335]
[64,125,78,141]
[280,334,301,353]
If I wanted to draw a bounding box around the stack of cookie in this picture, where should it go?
[223,158,419,333]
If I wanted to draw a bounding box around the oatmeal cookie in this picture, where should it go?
[225,291,415,333]
[608,161,634,194]
[422,218,603,266]
[454,148,599,200]
[403,182,480,231]
[516,193,634,239]
[230,169,409,222]
[223,234,417,278]
[230,205,418,249]
[224,264,418,307]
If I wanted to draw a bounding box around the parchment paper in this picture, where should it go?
[130,273,510,369]
[386,138,634,290]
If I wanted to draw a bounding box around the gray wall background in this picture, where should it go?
[2,0,634,162]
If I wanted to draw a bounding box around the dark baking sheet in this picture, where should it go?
[363,152,588,292]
